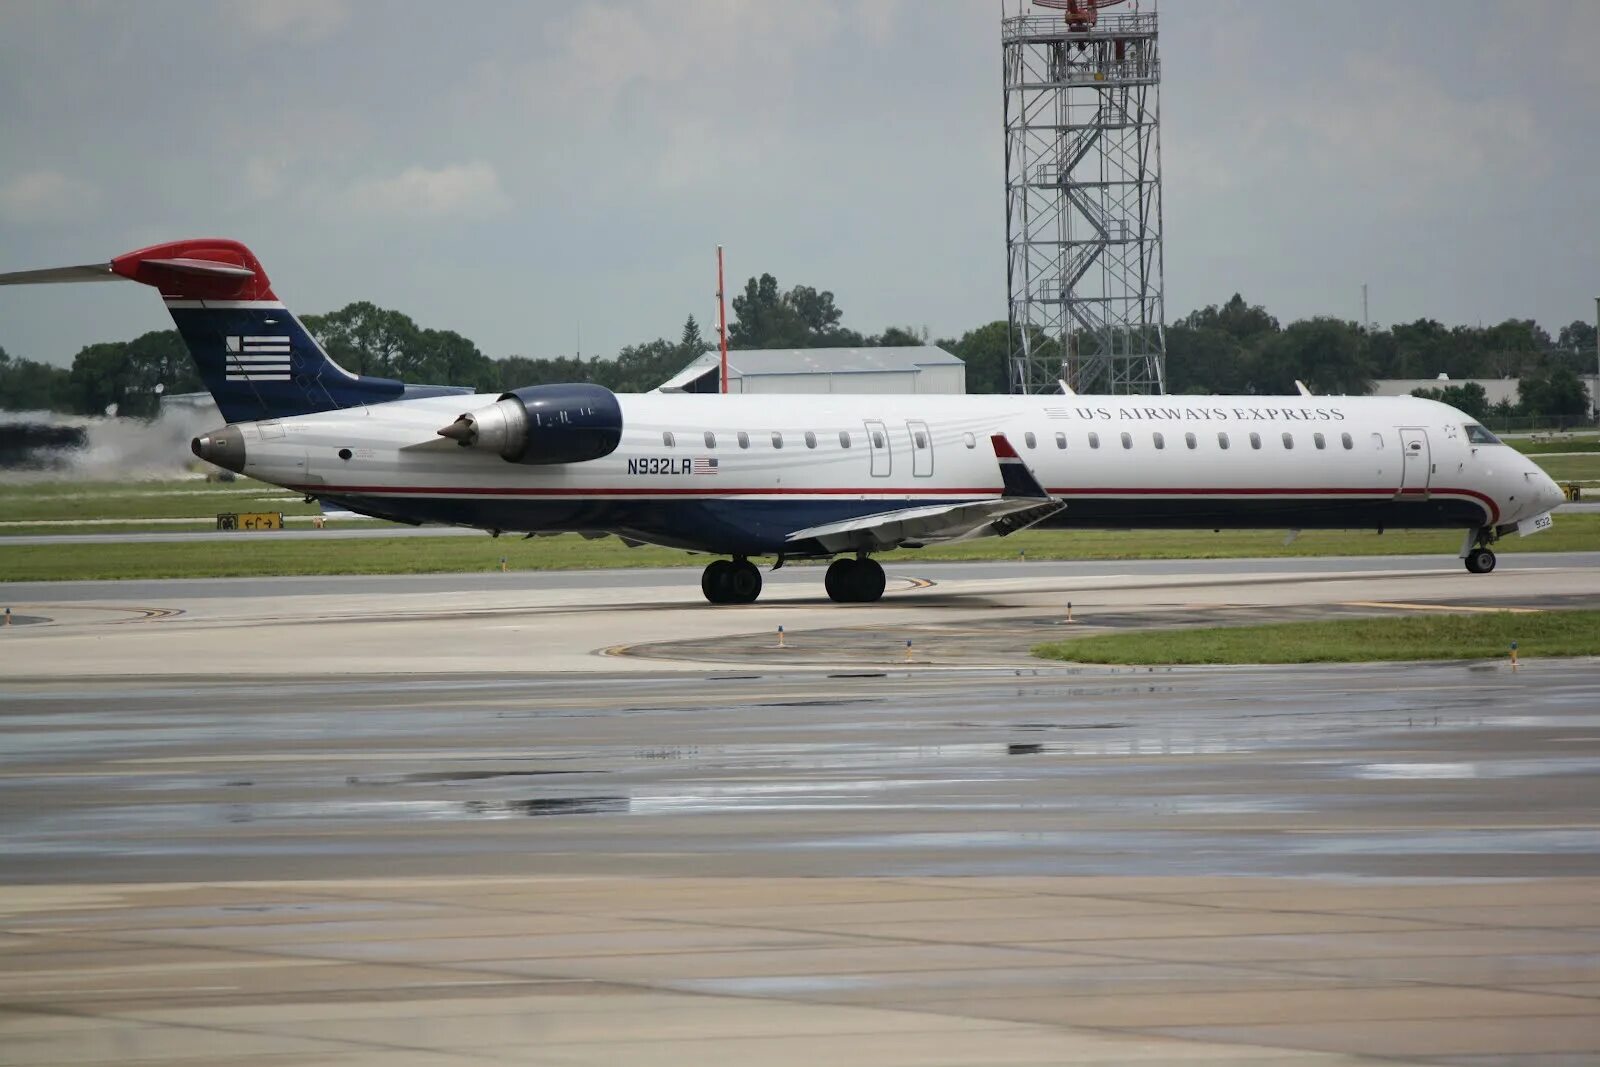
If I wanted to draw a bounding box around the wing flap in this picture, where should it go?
[786,497,1063,552]
[785,432,1063,552]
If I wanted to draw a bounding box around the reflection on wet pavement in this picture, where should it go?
[4,659,1600,1066]
[3,660,1598,882]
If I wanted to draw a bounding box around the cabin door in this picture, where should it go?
[1398,428,1431,495]
[865,420,891,477]
[907,420,933,477]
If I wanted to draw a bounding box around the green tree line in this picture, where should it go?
[2,281,1594,421]
[1164,294,1594,421]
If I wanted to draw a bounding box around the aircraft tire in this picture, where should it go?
[824,558,857,603]
[727,559,763,604]
[853,558,886,603]
[701,559,734,603]
[1465,547,1496,574]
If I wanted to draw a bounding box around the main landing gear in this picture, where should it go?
[697,555,887,605]
[701,557,762,604]
[825,556,886,603]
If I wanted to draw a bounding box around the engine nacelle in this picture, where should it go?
[437,383,622,465]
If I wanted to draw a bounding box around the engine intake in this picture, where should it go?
[437,383,622,465]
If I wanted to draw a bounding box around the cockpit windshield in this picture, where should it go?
[1464,424,1501,445]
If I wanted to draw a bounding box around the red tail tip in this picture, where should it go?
[109,239,276,301]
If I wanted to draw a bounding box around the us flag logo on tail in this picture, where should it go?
[691,457,719,475]
[224,335,292,381]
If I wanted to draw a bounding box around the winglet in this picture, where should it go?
[990,434,1050,499]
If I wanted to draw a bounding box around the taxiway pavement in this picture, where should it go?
[1,553,1597,676]
[2,555,1598,1064]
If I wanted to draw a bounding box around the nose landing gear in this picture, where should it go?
[825,556,886,603]
[1461,526,1498,574]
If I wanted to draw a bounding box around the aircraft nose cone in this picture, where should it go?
[1543,474,1568,512]
[192,425,245,473]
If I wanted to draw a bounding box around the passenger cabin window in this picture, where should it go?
[840,431,852,448]
[1153,432,1165,450]
[1055,432,1067,449]
[805,431,818,449]
[1218,432,1230,450]
[1121,432,1133,449]
[737,431,750,449]
[1281,432,1294,449]
[1088,432,1101,449]
[772,432,784,449]
[1314,432,1326,450]
[662,431,675,447]
[704,431,716,449]
[1249,432,1262,450]
[1465,424,1501,445]
[1341,432,1353,450]
[1024,431,1037,449]
[912,430,928,449]
[962,432,975,449]
[871,430,885,449]
[1185,432,1197,449]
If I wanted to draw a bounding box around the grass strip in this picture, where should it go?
[1510,438,1600,456]
[1033,609,1600,665]
[0,516,1595,582]
[1530,455,1600,482]
[0,479,317,522]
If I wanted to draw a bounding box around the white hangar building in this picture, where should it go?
[657,347,966,395]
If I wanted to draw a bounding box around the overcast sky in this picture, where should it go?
[2,0,1596,368]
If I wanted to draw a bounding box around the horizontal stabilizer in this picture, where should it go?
[140,257,257,280]
[0,263,116,285]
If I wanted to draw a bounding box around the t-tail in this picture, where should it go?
[0,238,467,423]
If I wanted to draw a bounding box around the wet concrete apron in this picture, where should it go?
[2,663,1598,1064]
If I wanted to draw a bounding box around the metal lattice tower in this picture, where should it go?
[1003,0,1165,395]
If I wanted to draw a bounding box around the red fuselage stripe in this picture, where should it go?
[293,483,1499,522]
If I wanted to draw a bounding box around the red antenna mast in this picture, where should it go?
[716,246,729,394]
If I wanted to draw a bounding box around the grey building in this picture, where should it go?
[1370,376,1598,413]
[658,347,966,395]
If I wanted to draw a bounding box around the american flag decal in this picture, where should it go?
[224,335,292,381]
[691,457,719,475]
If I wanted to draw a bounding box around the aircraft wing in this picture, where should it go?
[785,434,1064,552]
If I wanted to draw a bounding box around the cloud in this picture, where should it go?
[460,2,868,194]
[228,0,349,43]
[1287,57,1546,214]
[346,161,512,220]
[0,170,99,224]
[1486,1,1600,92]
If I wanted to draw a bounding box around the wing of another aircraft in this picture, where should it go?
[785,434,1065,552]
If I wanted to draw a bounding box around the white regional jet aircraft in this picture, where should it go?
[1,239,1566,603]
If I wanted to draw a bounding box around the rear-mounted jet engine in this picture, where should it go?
[437,384,623,465]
